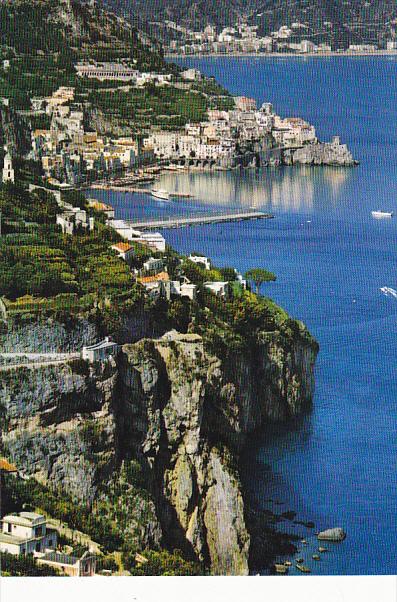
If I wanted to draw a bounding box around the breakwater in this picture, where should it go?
[126,211,272,230]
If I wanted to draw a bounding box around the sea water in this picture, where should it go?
[91,56,397,574]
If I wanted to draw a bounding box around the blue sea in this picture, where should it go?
[91,57,397,575]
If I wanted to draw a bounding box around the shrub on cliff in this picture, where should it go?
[0,553,61,577]
[126,549,205,576]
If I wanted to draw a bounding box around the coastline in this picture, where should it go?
[166,50,397,59]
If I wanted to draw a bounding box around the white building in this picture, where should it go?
[75,62,139,82]
[300,40,317,53]
[204,281,231,298]
[272,116,316,147]
[142,279,197,301]
[188,255,211,270]
[82,337,119,363]
[143,257,164,273]
[56,208,93,235]
[111,242,135,262]
[133,231,166,252]
[144,132,178,158]
[180,282,197,300]
[2,151,15,184]
[37,550,96,577]
[0,512,57,556]
[110,221,166,252]
[181,68,202,81]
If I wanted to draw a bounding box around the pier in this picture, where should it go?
[126,211,273,230]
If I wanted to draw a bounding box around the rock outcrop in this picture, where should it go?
[0,321,317,574]
[285,137,357,166]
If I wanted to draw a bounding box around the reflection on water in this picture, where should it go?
[158,166,351,213]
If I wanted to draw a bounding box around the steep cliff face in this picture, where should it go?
[1,359,118,502]
[117,328,317,574]
[0,322,317,574]
[119,333,251,575]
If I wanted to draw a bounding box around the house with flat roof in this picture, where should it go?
[188,254,211,270]
[0,512,57,556]
[36,550,96,577]
[204,281,231,298]
[143,257,164,274]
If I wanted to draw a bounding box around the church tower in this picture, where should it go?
[2,148,15,184]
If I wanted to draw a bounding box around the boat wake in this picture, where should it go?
[380,287,397,299]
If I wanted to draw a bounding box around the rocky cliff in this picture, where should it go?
[0,322,317,574]
[284,138,358,166]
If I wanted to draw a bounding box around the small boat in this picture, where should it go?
[284,561,292,567]
[296,564,311,573]
[371,210,393,219]
[312,554,321,561]
[318,547,328,553]
[380,287,397,299]
[301,539,308,544]
[151,189,170,201]
[296,558,304,563]
[274,563,289,574]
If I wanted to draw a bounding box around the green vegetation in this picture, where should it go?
[0,553,61,577]
[3,474,123,552]
[0,183,144,321]
[125,549,204,576]
[86,80,233,131]
[245,267,277,294]
[0,0,232,131]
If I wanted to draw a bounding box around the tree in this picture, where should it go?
[219,267,237,282]
[245,268,276,294]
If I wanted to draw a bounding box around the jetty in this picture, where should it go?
[125,211,273,230]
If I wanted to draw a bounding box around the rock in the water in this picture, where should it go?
[317,528,346,541]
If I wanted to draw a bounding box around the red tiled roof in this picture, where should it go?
[112,242,133,252]
[138,271,169,284]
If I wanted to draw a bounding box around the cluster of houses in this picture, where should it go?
[166,22,334,55]
[25,58,323,184]
[165,21,397,56]
[78,251,246,364]
[143,98,317,163]
[31,87,155,185]
[0,511,96,576]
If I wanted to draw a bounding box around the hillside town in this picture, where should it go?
[25,62,355,187]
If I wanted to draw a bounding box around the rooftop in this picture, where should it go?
[112,242,133,252]
[2,512,46,527]
[138,271,170,284]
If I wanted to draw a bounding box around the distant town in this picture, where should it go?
[164,21,397,56]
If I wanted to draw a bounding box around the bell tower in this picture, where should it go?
[2,147,15,184]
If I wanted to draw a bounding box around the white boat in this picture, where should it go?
[151,189,170,200]
[371,210,393,218]
[380,287,397,299]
